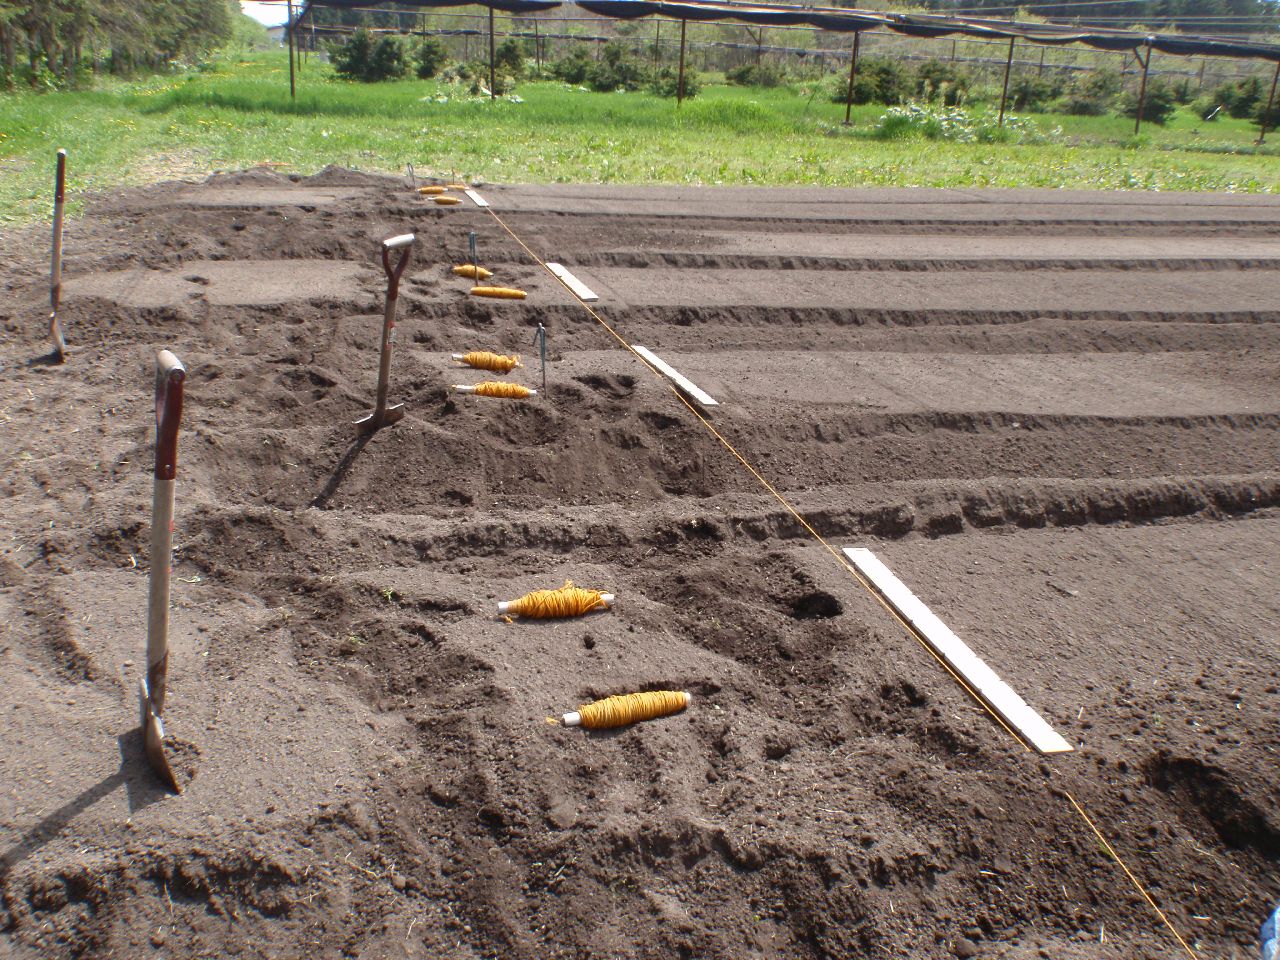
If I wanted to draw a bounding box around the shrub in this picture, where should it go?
[915,59,969,106]
[1119,78,1178,126]
[494,38,527,78]
[726,61,784,88]
[1215,76,1264,119]
[586,41,650,92]
[1008,75,1062,112]
[829,56,911,107]
[651,65,700,99]
[331,29,408,82]
[551,47,592,84]
[1254,95,1280,132]
[1053,69,1119,116]
[1192,96,1222,121]
[414,37,447,79]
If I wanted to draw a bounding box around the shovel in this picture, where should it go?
[355,233,415,434]
[49,149,67,362]
[139,349,186,794]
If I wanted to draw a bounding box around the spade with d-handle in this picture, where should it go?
[140,349,186,794]
[356,234,415,434]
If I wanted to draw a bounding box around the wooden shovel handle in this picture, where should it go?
[381,234,415,299]
[55,149,66,203]
[154,350,185,480]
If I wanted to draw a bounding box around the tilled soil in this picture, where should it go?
[1,169,1277,960]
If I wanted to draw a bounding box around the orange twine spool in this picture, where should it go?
[459,351,521,374]
[562,691,691,729]
[499,579,611,619]
[471,381,533,399]
[470,286,527,300]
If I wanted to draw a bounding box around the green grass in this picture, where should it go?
[1,49,1277,225]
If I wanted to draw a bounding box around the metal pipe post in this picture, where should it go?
[287,0,296,99]
[843,31,861,126]
[998,36,1015,127]
[1257,61,1280,144]
[489,5,496,101]
[1134,41,1152,136]
[677,19,688,107]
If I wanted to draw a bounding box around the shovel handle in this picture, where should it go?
[55,149,66,203]
[381,234,415,298]
[154,350,186,480]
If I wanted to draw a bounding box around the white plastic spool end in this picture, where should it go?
[562,711,583,727]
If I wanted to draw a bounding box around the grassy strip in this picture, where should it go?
[1,50,1277,224]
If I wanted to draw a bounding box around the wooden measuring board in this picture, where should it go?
[631,346,720,409]
[843,547,1073,755]
[464,189,489,208]
[545,262,598,302]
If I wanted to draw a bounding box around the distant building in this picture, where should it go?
[267,25,287,45]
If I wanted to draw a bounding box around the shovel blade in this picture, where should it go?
[354,403,405,435]
[139,679,182,794]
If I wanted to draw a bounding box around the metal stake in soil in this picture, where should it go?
[49,149,67,362]
[140,349,187,794]
[533,322,547,397]
[356,234,415,434]
[469,230,478,279]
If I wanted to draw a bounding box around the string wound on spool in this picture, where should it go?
[562,691,691,729]
[457,381,534,399]
[457,351,521,374]
[498,580,612,619]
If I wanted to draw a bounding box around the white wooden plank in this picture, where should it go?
[464,189,489,208]
[843,547,1074,755]
[545,262,599,302]
[631,345,720,409]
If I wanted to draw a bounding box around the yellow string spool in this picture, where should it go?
[470,286,527,300]
[562,691,691,729]
[498,579,612,619]
[453,264,494,280]
[458,381,535,400]
[457,351,521,374]
[418,185,446,195]
[446,182,468,190]
[434,196,463,206]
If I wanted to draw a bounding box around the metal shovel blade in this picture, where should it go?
[354,402,405,434]
[139,677,181,794]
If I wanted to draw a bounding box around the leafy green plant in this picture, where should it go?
[872,102,1049,144]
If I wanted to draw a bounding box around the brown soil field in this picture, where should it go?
[1,170,1278,960]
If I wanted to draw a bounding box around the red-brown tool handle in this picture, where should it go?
[381,234,415,299]
[154,350,186,480]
